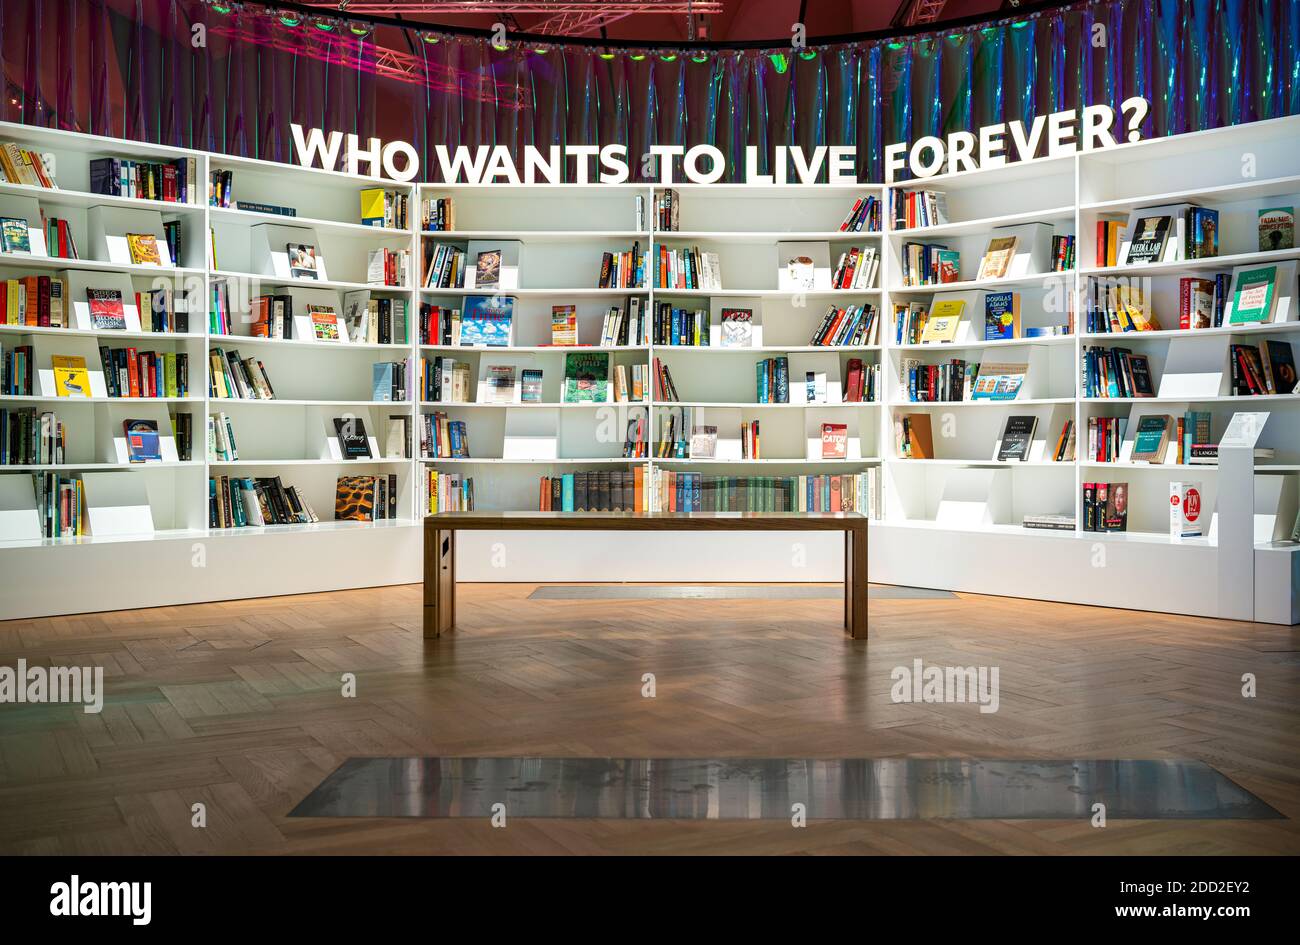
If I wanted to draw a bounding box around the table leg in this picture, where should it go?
[845,527,868,640]
[424,528,456,639]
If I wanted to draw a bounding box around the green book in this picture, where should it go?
[1228,265,1278,324]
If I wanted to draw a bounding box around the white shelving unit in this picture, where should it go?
[1,117,1297,623]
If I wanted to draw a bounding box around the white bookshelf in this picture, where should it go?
[0,118,1296,623]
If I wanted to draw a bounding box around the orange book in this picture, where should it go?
[667,470,677,512]
[830,476,842,512]
[634,464,644,512]
[23,276,38,325]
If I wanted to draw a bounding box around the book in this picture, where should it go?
[1228,265,1279,324]
[895,414,934,458]
[335,475,377,521]
[720,308,752,348]
[484,364,517,404]
[997,415,1037,462]
[821,422,848,460]
[1260,340,1297,394]
[1131,414,1174,463]
[126,233,162,266]
[919,299,965,344]
[970,362,1028,401]
[308,305,342,341]
[359,188,386,227]
[563,352,609,403]
[1023,514,1077,531]
[689,425,718,459]
[87,288,127,329]
[1170,481,1205,539]
[475,250,501,289]
[937,250,961,283]
[333,417,372,459]
[0,217,31,253]
[1258,207,1294,252]
[52,355,91,397]
[983,291,1020,340]
[287,243,319,279]
[460,295,513,346]
[1103,481,1129,531]
[123,419,161,462]
[521,368,544,403]
[1124,215,1171,264]
[976,235,1018,280]
[551,305,578,345]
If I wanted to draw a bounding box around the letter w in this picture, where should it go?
[290,124,344,171]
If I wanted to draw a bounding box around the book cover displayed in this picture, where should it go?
[484,364,517,404]
[1260,339,1297,394]
[52,355,91,397]
[460,295,513,346]
[287,243,319,279]
[983,291,1020,340]
[475,250,501,289]
[895,413,934,458]
[970,362,1027,400]
[1259,207,1295,251]
[1185,207,1219,259]
[87,288,127,329]
[123,418,161,462]
[821,422,848,459]
[521,368,544,403]
[1103,481,1129,531]
[919,299,965,344]
[308,305,342,341]
[1170,481,1205,539]
[563,352,609,402]
[996,415,1037,461]
[332,417,372,459]
[689,425,718,459]
[126,232,162,265]
[1124,216,1171,264]
[334,475,377,521]
[0,217,31,253]
[1131,414,1174,462]
[720,308,753,348]
[785,254,816,289]
[976,235,1018,280]
[1228,265,1279,324]
[937,250,961,283]
[359,188,386,227]
[1178,277,1216,329]
[550,305,578,345]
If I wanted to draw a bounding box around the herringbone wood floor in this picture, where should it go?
[0,583,1297,855]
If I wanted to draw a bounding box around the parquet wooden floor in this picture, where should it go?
[1,583,1297,855]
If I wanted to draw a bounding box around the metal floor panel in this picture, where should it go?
[527,585,956,600]
[289,758,1283,820]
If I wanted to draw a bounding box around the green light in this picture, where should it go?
[660,53,677,62]
[278,15,301,28]
[349,25,370,37]
[769,52,788,73]
[422,35,440,44]
[886,41,905,50]
[692,53,709,63]
[492,43,509,51]
[630,53,646,61]
[798,50,817,60]
[314,21,335,33]
[1011,20,1029,29]
[211,2,233,13]
[599,52,616,60]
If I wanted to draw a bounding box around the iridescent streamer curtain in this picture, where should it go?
[2,0,1299,182]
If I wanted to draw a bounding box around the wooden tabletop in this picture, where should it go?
[424,511,868,531]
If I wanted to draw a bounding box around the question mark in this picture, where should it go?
[1119,97,1148,143]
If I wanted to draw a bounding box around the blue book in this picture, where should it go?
[372,362,394,401]
[123,419,162,462]
[460,295,514,346]
[561,473,575,512]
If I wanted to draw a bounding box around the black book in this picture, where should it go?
[333,417,372,459]
[997,415,1038,462]
[574,471,589,512]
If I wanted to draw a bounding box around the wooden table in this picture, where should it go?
[423,511,868,640]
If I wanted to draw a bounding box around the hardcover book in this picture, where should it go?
[720,308,753,348]
[1258,207,1294,252]
[821,422,849,459]
[87,288,127,329]
[919,299,965,344]
[126,232,162,265]
[52,355,91,397]
[983,291,1020,340]
[460,295,513,346]
[332,417,372,459]
[563,352,609,403]
[123,419,161,462]
[521,368,544,402]
[475,250,501,289]
[689,425,718,459]
[1170,481,1204,538]
[308,305,341,341]
[287,243,319,279]
[484,364,517,404]
[334,475,376,521]
[1103,481,1129,531]
[970,362,1028,401]
[1131,414,1173,462]
[937,249,961,283]
[976,236,1018,280]
[1124,216,1171,265]
[551,305,578,345]
[1228,265,1279,324]
[997,415,1037,462]
[0,217,31,253]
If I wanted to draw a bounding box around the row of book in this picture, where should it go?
[845,358,881,403]
[210,475,318,528]
[653,245,719,290]
[0,142,57,188]
[650,469,882,515]
[596,300,645,346]
[810,303,879,346]
[423,243,468,288]
[91,156,197,204]
[335,474,402,521]
[653,304,711,346]
[35,472,82,537]
[2,274,67,328]
[419,356,472,402]
[900,357,977,402]
[755,357,790,403]
[839,195,882,233]
[209,348,276,400]
[422,198,456,232]
[1232,340,1297,395]
[42,216,79,259]
[367,247,412,287]
[891,189,948,229]
[538,469,647,512]
[99,348,189,398]
[1050,235,1076,272]
[899,240,954,286]
[1081,481,1128,531]
[1095,205,1223,267]
[1081,345,1155,398]
[1,409,65,465]
[1,342,33,394]
[208,412,239,461]
[420,411,471,458]
[655,189,681,231]
[1082,282,1162,333]
[425,470,474,512]
[599,246,646,288]
[831,246,879,289]
[360,188,410,230]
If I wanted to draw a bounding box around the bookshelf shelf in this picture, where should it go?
[2,117,1297,624]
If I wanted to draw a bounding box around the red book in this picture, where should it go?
[844,358,863,403]
[126,347,140,397]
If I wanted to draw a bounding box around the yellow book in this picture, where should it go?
[360,188,386,227]
[5,279,19,324]
[920,299,966,344]
[127,233,162,265]
[52,354,91,397]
